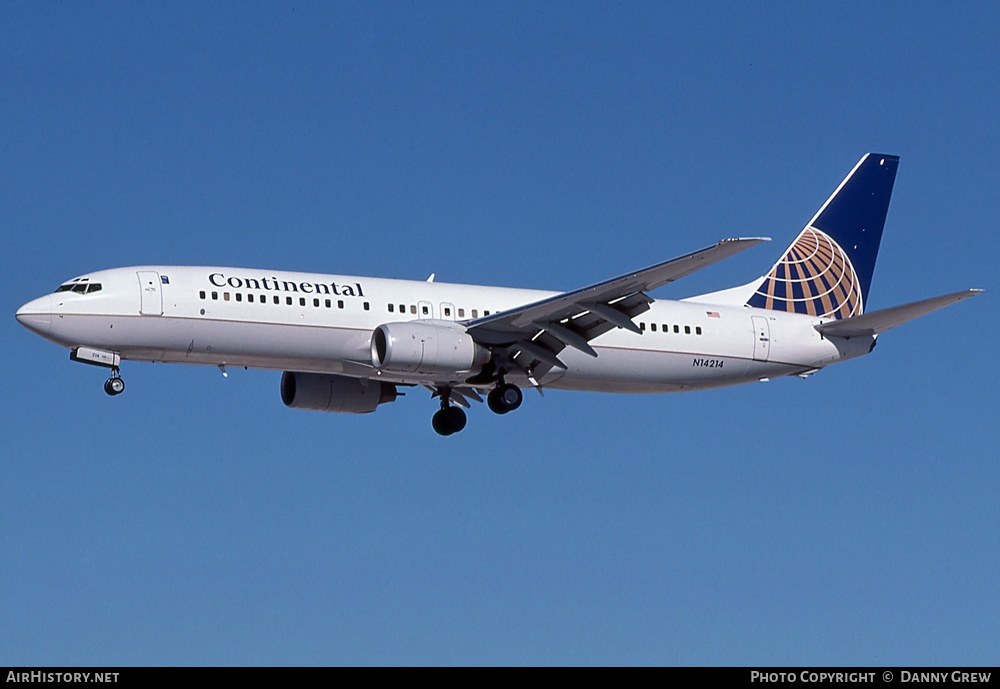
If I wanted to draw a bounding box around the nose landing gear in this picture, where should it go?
[103,369,125,396]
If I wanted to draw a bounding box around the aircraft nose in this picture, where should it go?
[15,294,54,335]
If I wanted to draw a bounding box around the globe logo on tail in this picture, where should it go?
[747,227,863,319]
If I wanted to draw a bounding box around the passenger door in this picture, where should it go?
[137,271,163,316]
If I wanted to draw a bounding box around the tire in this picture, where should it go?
[444,406,467,434]
[499,383,522,411]
[104,378,125,396]
[488,383,522,414]
[432,409,454,436]
[487,387,509,414]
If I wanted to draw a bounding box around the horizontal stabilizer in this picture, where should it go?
[815,289,983,338]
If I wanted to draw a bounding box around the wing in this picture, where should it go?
[815,289,983,338]
[466,237,768,381]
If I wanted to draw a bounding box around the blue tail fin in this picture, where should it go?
[746,153,899,318]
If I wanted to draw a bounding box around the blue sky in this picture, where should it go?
[2,3,997,666]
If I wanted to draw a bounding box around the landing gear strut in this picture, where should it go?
[487,382,522,415]
[430,367,525,435]
[103,368,125,396]
[432,389,467,436]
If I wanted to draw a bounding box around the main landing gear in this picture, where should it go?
[431,380,524,436]
[432,396,467,436]
[103,368,125,396]
[487,382,523,415]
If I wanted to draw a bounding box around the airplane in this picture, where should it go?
[15,153,982,435]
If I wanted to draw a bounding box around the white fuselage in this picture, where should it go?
[16,266,873,393]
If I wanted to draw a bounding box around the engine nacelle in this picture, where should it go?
[280,372,397,414]
[371,321,490,376]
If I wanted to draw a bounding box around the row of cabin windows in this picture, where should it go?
[639,322,703,335]
[196,290,492,318]
[198,290,368,311]
[387,303,492,318]
[196,291,695,332]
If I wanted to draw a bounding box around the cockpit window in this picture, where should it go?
[54,281,101,294]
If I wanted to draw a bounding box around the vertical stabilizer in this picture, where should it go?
[745,154,899,318]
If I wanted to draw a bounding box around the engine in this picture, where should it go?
[371,321,490,376]
[280,372,397,414]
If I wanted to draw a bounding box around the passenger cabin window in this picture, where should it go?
[673,325,679,333]
[364,302,370,311]
[458,308,465,318]
[224,293,230,301]
[685,325,691,334]
[273,296,279,304]
[236,293,242,302]
[650,323,657,332]
[286,297,293,305]
[388,304,394,313]
[410,305,416,314]
[696,326,702,335]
